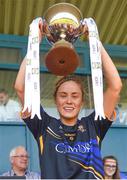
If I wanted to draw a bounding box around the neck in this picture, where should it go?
[61,118,77,126]
[13,167,25,176]
[105,175,113,179]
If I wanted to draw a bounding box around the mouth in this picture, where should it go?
[63,107,74,112]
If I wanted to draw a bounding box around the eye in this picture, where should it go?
[58,93,67,98]
[60,95,66,98]
[72,95,78,98]
[72,93,80,98]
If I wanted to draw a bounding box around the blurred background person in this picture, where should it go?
[0,88,21,121]
[1,146,40,179]
[103,155,120,179]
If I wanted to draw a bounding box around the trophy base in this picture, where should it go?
[45,40,80,76]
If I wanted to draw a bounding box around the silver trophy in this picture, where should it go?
[43,3,85,76]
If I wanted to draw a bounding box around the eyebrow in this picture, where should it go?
[58,92,81,95]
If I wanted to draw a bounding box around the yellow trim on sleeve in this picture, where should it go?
[96,136,100,144]
[39,135,43,154]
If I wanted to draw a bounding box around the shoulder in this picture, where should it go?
[80,111,112,129]
[8,99,21,107]
[1,171,10,176]
[80,111,95,122]
[27,171,41,179]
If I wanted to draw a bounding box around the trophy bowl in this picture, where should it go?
[43,3,83,76]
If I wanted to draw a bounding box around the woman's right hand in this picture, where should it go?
[39,19,49,43]
[38,19,43,43]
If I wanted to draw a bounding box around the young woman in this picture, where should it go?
[103,155,121,179]
[14,21,122,179]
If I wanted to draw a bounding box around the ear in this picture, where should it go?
[10,157,14,164]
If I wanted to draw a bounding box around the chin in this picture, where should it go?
[62,115,78,121]
[20,165,27,169]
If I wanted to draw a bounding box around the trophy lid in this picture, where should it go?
[43,3,83,27]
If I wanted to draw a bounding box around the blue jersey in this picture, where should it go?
[24,106,112,179]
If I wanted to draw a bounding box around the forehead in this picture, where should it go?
[15,147,27,155]
[57,80,81,92]
[105,159,116,164]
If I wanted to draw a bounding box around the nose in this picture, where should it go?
[66,96,72,104]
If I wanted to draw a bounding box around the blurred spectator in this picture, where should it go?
[0,89,21,121]
[103,155,120,179]
[1,146,40,179]
[115,103,127,125]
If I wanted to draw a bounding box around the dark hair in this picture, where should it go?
[103,155,120,179]
[0,88,8,94]
[54,75,84,100]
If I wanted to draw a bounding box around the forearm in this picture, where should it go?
[15,18,43,107]
[101,44,122,92]
[14,58,26,106]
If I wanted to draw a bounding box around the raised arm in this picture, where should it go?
[101,44,122,120]
[15,19,43,107]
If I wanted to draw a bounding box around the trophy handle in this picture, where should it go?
[42,19,56,44]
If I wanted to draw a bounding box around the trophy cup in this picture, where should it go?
[43,3,84,76]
